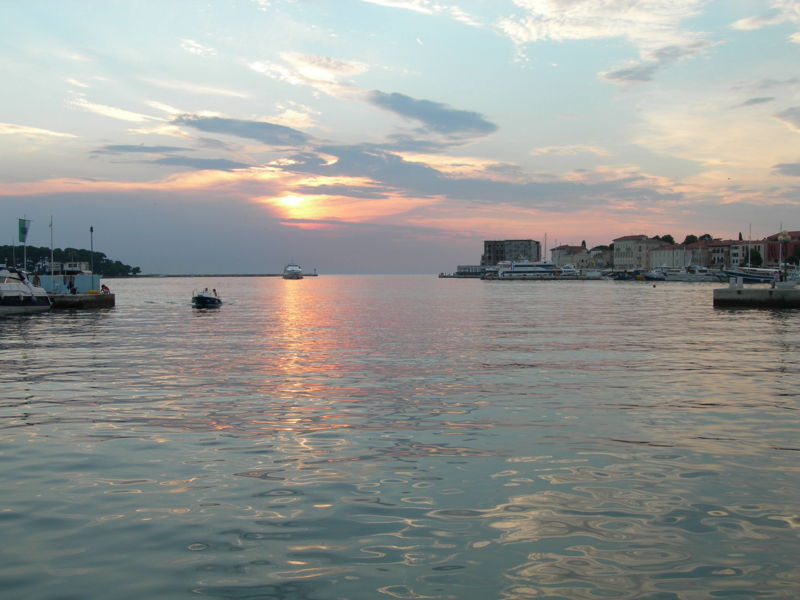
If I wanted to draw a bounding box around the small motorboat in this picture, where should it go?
[0,267,52,315]
[192,288,222,308]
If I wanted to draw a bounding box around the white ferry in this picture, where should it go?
[282,262,304,279]
[484,261,581,280]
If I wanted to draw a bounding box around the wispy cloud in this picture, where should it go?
[731,1,800,40]
[180,39,217,57]
[359,0,479,26]
[64,77,90,88]
[368,91,497,139]
[151,156,250,171]
[531,145,611,157]
[269,102,320,130]
[93,144,190,154]
[245,52,368,97]
[773,162,800,177]
[69,97,157,122]
[601,40,713,83]
[498,0,706,50]
[143,77,250,98]
[173,114,313,147]
[0,123,77,138]
[735,97,775,108]
[775,107,800,131]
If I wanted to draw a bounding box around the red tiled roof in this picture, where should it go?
[613,235,649,242]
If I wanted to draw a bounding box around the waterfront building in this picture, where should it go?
[765,231,800,266]
[481,239,541,266]
[550,243,594,268]
[613,235,664,270]
[650,242,710,268]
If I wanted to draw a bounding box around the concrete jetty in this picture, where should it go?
[713,281,800,308]
[49,293,115,309]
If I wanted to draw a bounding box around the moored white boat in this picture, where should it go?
[663,265,725,282]
[721,266,780,284]
[484,260,581,280]
[0,267,52,315]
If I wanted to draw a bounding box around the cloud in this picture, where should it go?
[773,162,800,176]
[776,107,800,131]
[151,157,251,171]
[180,39,217,57]
[69,97,157,122]
[142,77,250,98]
[359,0,479,26]
[732,77,800,92]
[94,144,190,154]
[246,52,368,97]
[602,62,660,82]
[736,97,775,107]
[0,123,77,138]
[368,91,497,138]
[601,40,712,83]
[531,145,611,157]
[498,0,706,52]
[731,1,800,31]
[269,102,320,129]
[173,115,313,147]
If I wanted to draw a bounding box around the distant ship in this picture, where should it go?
[282,262,303,279]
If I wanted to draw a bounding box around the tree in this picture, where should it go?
[747,248,763,267]
[699,233,713,242]
[788,247,800,266]
[660,234,675,244]
[738,232,743,241]
[0,245,139,276]
[683,234,698,245]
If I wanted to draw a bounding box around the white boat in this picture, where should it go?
[721,266,780,284]
[192,288,222,308]
[663,265,725,282]
[0,267,52,315]
[484,260,581,280]
[282,263,303,279]
[643,268,666,281]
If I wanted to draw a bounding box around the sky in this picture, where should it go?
[1,0,799,274]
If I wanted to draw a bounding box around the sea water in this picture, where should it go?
[1,276,798,599]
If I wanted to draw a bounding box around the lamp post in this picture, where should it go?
[90,226,94,274]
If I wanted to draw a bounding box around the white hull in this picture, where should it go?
[0,303,51,315]
[1,268,52,315]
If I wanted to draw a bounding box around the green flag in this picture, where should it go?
[18,218,31,243]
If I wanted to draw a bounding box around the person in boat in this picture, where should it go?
[101,284,110,294]
[213,288,218,296]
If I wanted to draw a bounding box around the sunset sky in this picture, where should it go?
[2,0,799,274]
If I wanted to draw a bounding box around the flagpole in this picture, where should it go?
[90,226,94,272]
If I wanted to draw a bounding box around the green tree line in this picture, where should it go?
[0,245,140,276]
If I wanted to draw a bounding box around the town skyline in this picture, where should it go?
[2,1,799,274]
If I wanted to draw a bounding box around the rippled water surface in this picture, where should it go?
[1,276,799,599]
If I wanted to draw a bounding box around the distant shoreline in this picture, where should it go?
[111,273,320,278]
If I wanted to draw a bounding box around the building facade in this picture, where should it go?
[612,235,664,270]
[481,239,541,266]
[550,244,593,268]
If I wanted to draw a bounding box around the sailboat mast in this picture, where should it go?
[50,216,54,281]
